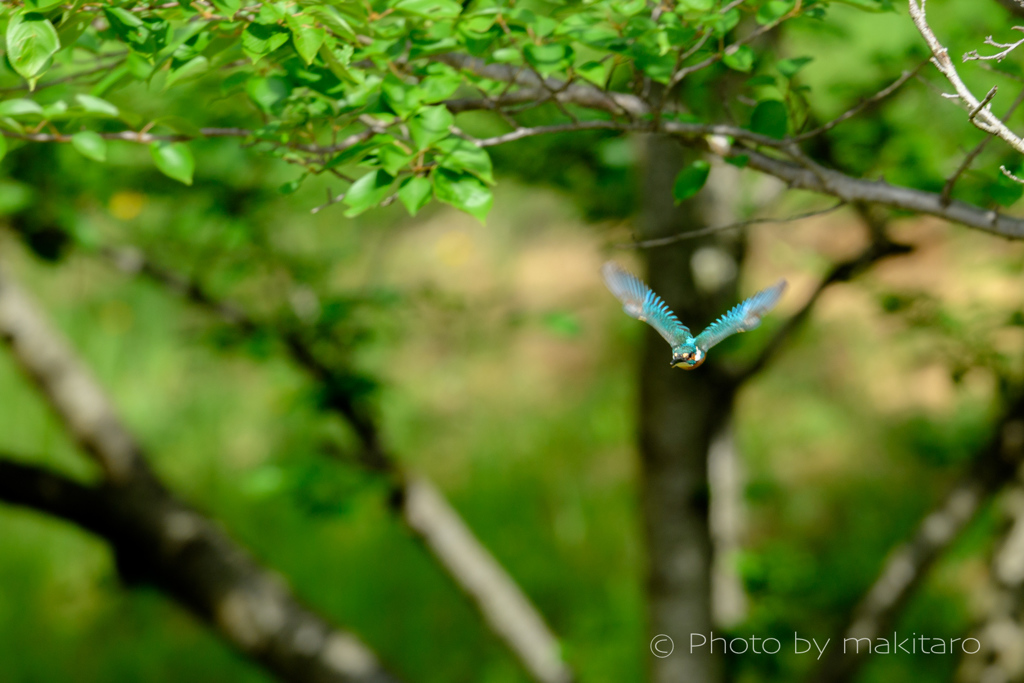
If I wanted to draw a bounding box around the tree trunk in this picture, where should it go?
[638,135,743,683]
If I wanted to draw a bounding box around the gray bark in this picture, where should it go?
[638,136,742,683]
[0,264,398,683]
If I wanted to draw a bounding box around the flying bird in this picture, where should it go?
[602,261,787,370]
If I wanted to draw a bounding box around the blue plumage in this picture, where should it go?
[602,261,786,370]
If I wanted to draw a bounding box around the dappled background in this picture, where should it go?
[3,1,1024,683]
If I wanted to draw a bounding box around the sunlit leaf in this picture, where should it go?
[165,56,210,89]
[723,45,754,72]
[398,175,432,216]
[0,99,45,117]
[75,94,119,117]
[344,170,394,216]
[150,142,195,185]
[409,105,453,149]
[6,11,60,88]
[286,15,326,65]
[242,23,290,64]
[433,169,492,223]
[71,131,107,162]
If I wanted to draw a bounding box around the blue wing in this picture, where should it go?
[601,262,691,347]
[694,279,787,352]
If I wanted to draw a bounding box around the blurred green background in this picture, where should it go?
[3,2,1024,682]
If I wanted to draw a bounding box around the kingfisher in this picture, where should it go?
[602,261,787,370]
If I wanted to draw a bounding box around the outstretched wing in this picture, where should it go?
[601,262,691,347]
[694,279,787,352]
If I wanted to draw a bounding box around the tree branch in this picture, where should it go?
[0,455,397,683]
[731,145,1024,239]
[0,264,397,683]
[439,51,1024,241]
[909,0,1024,154]
[942,87,1024,204]
[810,395,1024,683]
[98,245,573,683]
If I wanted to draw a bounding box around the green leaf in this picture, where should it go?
[26,0,65,9]
[723,45,754,72]
[399,176,432,216]
[0,136,7,164]
[242,23,290,64]
[725,154,749,168]
[672,160,711,203]
[523,43,574,76]
[6,11,61,88]
[419,71,462,103]
[326,139,379,168]
[750,100,788,139]
[408,105,453,149]
[777,56,813,78]
[492,48,522,64]
[246,76,290,113]
[702,8,740,36]
[677,0,714,10]
[747,75,777,87]
[0,99,45,117]
[318,41,356,83]
[74,94,119,117]
[71,131,107,162]
[435,139,494,184]
[382,75,422,117]
[150,142,195,185]
[286,15,326,65]
[394,0,463,19]
[433,169,492,223]
[343,170,394,216]
[378,144,415,176]
[756,0,794,23]
[165,55,209,89]
[42,100,67,118]
[305,6,357,40]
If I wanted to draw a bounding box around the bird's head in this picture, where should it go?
[671,345,705,370]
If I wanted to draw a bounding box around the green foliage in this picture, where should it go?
[0,0,923,227]
[672,159,711,203]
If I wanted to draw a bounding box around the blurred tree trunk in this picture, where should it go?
[638,135,743,683]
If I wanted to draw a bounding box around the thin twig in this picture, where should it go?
[941,86,1024,204]
[792,61,926,142]
[621,202,846,249]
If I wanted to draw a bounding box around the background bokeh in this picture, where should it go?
[3,1,1024,682]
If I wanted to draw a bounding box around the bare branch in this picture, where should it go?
[98,246,574,683]
[963,27,1024,63]
[732,144,1024,239]
[620,201,846,249]
[942,86,1024,204]
[791,62,926,142]
[909,0,1024,154]
[438,50,1024,241]
[0,455,398,683]
[1002,164,1024,184]
[435,53,646,119]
